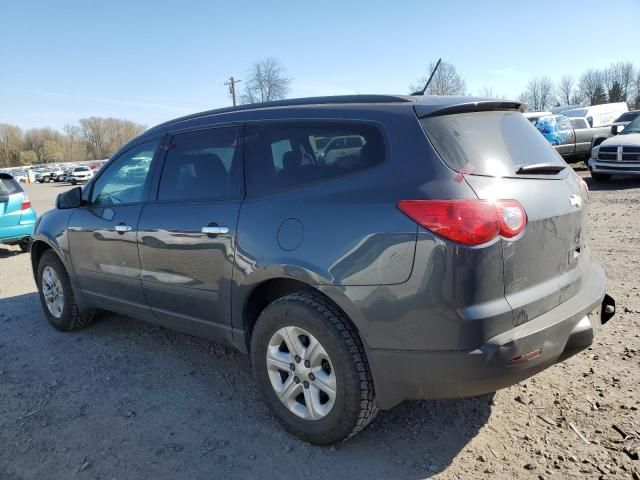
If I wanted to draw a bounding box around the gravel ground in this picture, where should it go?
[1,177,639,480]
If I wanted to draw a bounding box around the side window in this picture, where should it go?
[158,126,240,202]
[556,117,572,131]
[245,122,386,196]
[91,140,159,206]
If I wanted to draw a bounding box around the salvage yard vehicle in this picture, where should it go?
[611,110,640,135]
[562,102,629,129]
[526,113,611,159]
[588,115,640,181]
[31,95,615,444]
[0,173,36,252]
[68,166,94,184]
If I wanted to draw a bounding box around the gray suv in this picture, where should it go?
[31,95,615,444]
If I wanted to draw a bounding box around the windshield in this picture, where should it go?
[75,167,89,172]
[621,116,640,134]
[420,110,565,177]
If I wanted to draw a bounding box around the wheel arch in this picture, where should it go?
[239,277,368,357]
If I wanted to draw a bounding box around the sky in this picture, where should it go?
[1,0,639,131]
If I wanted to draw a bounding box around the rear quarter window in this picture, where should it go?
[244,121,386,195]
[420,110,565,177]
[0,177,21,195]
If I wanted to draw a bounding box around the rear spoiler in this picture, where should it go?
[415,99,525,118]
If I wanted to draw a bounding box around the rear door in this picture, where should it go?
[420,110,587,325]
[137,125,243,343]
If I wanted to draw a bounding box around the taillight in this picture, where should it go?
[579,178,589,200]
[397,199,527,246]
[21,194,31,210]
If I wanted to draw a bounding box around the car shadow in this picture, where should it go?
[0,292,491,480]
[584,176,639,191]
[0,246,23,258]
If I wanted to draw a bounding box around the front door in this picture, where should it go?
[67,139,161,319]
[137,126,243,343]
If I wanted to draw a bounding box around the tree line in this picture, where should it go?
[0,117,146,168]
[409,60,640,112]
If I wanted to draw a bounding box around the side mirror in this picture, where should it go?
[56,186,83,209]
[612,124,625,135]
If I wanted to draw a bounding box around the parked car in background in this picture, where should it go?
[526,113,611,158]
[36,166,65,183]
[31,95,614,445]
[0,173,36,252]
[562,102,628,128]
[588,115,640,181]
[68,166,94,184]
[611,110,640,135]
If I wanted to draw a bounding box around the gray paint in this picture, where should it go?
[31,95,610,410]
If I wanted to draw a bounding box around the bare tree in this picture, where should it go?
[63,124,83,162]
[556,75,575,106]
[409,60,466,96]
[519,76,554,111]
[477,86,506,99]
[604,62,636,104]
[79,117,145,159]
[633,69,640,109]
[579,69,607,105]
[240,57,292,104]
[0,123,23,167]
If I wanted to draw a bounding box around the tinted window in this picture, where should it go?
[158,127,240,201]
[616,111,640,123]
[420,110,565,177]
[91,140,159,206]
[570,118,587,129]
[245,122,385,195]
[0,176,21,195]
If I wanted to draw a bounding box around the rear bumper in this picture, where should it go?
[0,219,35,244]
[368,263,613,409]
[588,158,640,176]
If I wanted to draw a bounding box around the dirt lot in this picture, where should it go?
[1,176,639,480]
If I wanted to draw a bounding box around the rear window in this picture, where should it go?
[420,110,565,177]
[245,121,386,195]
[0,176,21,195]
[616,111,640,123]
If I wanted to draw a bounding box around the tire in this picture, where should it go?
[36,250,95,331]
[70,179,77,185]
[250,291,378,444]
[591,172,611,182]
[44,177,50,183]
[19,237,30,252]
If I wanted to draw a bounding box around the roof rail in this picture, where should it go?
[148,95,415,132]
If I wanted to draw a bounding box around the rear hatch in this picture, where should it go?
[0,175,25,229]
[418,107,589,326]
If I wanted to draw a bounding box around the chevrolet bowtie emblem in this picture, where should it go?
[570,194,582,208]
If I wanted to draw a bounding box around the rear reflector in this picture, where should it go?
[21,195,31,211]
[508,348,542,366]
[397,199,527,246]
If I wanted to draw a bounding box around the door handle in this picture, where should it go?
[114,224,133,233]
[201,226,229,235]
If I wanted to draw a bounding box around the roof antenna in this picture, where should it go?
[411,58,441,96]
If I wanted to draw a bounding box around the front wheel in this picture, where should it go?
[37,250,95,331]
[591,172,611,182]
[250,291,378,445]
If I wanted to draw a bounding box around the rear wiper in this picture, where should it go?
[515,163,566,175]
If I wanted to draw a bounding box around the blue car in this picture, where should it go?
[0,173,37,252]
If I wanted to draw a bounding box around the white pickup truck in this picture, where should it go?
[588,115,640,181]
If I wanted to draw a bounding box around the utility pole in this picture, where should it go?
[225,76,241,106]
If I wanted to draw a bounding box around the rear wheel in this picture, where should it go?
[250,291,378,444]
[591,172,611,182]
[37,250,95,331]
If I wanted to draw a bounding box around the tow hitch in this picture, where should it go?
[601,294,615,325]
